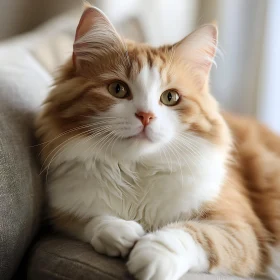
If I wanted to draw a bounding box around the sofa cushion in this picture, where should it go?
[27,234,262,280]
[0,47,51,280]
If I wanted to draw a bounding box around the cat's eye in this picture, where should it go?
[160,90,180,106]
[108,81,129,98]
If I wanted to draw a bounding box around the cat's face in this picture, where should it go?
[40,5,230,163]
[97,64,180,158]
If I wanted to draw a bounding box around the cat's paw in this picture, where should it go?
[90,218,145,258]
[127,228,208,280]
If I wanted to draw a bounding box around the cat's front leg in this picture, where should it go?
[51,210,145,258]
[86,216,145,257]
[127,228,208,280]
[128,221,261,280]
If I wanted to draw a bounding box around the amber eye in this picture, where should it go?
[108,81,129,98]
[160,90,180,106]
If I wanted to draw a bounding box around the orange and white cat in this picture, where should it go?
[36,4,280,280]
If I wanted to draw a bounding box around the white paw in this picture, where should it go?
[127,229,208,280]
[90,218,145,258]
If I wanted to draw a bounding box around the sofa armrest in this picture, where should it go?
[0,47,51,280]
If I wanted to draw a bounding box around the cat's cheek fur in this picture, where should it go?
[85,216,145,257]
[127,228,209,280]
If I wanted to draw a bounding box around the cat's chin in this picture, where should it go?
[127,131,154,142]
[110,136,163,161]
[125,126,166,145]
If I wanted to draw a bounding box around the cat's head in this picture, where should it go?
[38,4,231,164]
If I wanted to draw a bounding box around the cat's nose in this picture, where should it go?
[135,111,155,126]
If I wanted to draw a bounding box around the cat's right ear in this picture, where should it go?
[73,3,123,70]
[174,23,218,89]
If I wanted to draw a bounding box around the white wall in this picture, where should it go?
[97,0,198,45]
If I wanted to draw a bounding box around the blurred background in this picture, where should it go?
[0,0,279,133]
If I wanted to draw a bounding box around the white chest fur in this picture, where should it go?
[48,148,226,231]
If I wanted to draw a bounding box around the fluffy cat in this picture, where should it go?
[36,4,280,280]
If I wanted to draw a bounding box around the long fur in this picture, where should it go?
[35,5,280,280]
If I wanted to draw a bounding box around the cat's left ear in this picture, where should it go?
[174,23,218,87]
[73,3,124,71]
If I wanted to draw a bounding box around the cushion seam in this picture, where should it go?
[38,247,122,280]
[34,268,73,280]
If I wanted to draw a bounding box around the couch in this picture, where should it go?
[0,10,265,280]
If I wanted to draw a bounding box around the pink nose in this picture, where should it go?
[135,111,155,126]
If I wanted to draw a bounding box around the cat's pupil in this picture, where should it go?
[168,92,172,102]
[115,84,121,93]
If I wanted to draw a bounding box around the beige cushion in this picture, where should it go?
[0,47,51,280]
[27,234,262,280]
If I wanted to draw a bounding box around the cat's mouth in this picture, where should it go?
[127,129,153,142]
[133,131,148,139]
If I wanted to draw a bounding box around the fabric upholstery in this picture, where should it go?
[27,234,263,280]
[0,47,51,280]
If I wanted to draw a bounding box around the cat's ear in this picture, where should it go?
[174,23,218,87]
[73,3,123,70]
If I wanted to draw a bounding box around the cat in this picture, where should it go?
[35,3,280,280]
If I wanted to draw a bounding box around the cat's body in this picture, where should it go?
[36,4,280,280]
[46,129,224,232]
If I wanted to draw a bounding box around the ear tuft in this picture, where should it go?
[82,0,93,10]
[175,23,218,86]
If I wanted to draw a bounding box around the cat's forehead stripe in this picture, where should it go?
[126,44,170,81]
[135,65,162,93]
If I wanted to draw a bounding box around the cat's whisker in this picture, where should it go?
[41,124,113,162]
[167,143,184,187]
[167,142,195,185]
[103,132,117,161]
[174,142,198,173]
[35,123,98,149]
[175,136,205,169]
[37,121,115,153]
[86,130,117,163]
[84,128,114,155]
[165,144,178,173]
[44,128,113,181]
[43,134,92,180]
[173,140,200,165]
[41,129,93,174]
[156,119,173,171]
[110,134,121,159]
[177,134,210,158]
[158,147,164,166]
[160,145,172,172]
[175,141,201,163]
[91,116,121,120]
[42,126,112,177]
[179,132,209,144]
[100,131,118,161]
